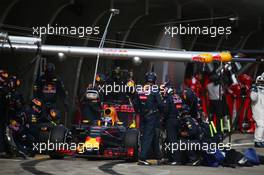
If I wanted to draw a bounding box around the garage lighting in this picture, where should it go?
[0,32,41,45]
[229,16,238,21]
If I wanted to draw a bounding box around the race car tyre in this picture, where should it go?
[49,125,67,143]
[5,127,19,156]
[159,129,167,159]
[48,125,68,159]
[49,152,64,159]
[124,129,139,162]
[37,123,54,143]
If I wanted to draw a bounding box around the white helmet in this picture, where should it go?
[256,75,264,86]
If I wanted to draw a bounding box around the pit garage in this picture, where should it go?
[0,0,264,175]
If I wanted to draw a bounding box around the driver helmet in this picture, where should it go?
[85,89,99,101]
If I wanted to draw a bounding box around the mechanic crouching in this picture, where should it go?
[138,72,164,165]
[9,98,47,156]
[163,86,181,165]
[178,105,203,166]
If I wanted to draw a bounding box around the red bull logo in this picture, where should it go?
[192,53,213,63]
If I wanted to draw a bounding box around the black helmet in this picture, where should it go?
[45,63,55,77]
[8,75,20,89]
[145,72,157,83]
[46,63,55,71]
[181,104,190,115]
[209,74,220,85]
[0,70,9,84]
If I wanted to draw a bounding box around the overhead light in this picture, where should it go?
[58,52,66,61]
[0,32,41,45]
[132,56,142,65]
[229,16,238,21]
[0,32,8,40]
[110,9,120,15]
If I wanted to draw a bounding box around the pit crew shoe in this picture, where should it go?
[169,161,182,165]
[187,158,202,166]
[255,142,264,148]
[0,152,7,158]
[138,160,151,166]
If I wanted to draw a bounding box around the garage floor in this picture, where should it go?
[0,133,263,175]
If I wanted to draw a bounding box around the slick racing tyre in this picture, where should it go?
[48,125,68,159]
[124,129,139,162]
[37,123,54,143]
[159,129,167,159]
[5,127,18,155]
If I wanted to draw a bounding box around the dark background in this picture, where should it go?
[0,0,263,124]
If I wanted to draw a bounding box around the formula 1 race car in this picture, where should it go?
[71,104,140,161]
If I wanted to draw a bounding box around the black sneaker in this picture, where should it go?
[255,142,264,148]
[238,157,254,167]
[169,161,182,165]
[0,152,7,158]
[187,159,202,166]
[138,160,151,166]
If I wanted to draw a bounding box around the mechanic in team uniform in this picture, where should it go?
[126,79,142,114]
[20,98,47,125]
[138,72,164,165]
[5,75,24,120]
[178,105,203,166]
[8,98,47,156]
[251,72,264,148]
[163,86,182,165]
[181,88,199,120]
[0,70,9,157]
[33,63,69,112]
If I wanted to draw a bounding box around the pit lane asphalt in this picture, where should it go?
[0,134,264,175]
